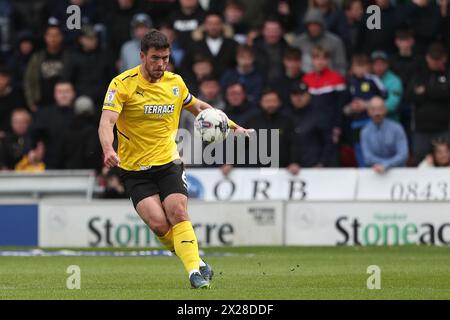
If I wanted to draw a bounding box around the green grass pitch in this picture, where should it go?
[0,246,449,300]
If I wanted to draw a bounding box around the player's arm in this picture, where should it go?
[185,98,253,135]
[98,110,120,168]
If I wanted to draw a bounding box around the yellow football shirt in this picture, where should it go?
[102,66,196,171]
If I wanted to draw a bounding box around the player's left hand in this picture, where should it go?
[233,126,255,138]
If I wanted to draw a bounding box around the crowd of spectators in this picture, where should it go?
[0,0,449,186]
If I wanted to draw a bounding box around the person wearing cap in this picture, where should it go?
[371,50,403,122]
[292,8,347,76]
[289,81,333,170]
[119,13,153,72]
[64,25,114,105]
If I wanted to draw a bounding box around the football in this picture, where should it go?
[194,108,230,143]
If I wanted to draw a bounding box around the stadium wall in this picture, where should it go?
[0,168,449,247]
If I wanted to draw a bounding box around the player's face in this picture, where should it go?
[142,48,170,80]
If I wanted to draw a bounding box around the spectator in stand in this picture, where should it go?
[61,96,102,171]
[407,42,449,164]
[390,27,424,143]
[159,22,185,70]
[24,22,70,111]
[361,96,409,173]
[303,46,347,167]
[6,30,35,91]
[289,81,333,169]
[253,18,289,83]
[14,140,45,172]
[342,0,365,60]
[359,0,398,54]
[143,0,178,28]
[220,44,264,108]
[101,167,128,199]
[399,0,442,54]
[223,0,249,44]
[223,82,254,125]
[119,13,152,72]
[371,50,403,122]
[31,81,76,169]
[0,67,26,134]
[344,53,386,167]
[197,76,225,111]
[182,12,238,79]
[243,88,297,169]
[309,0,351,51]
[292,8,347,75]
[264,0,307,33]
[269,46,304,107]
[169,0,206,48]
[182,54,214,96]
[0,108,33,170]
[51,0,101,46]
[103,0,144,62]
[418,138,450,168]
[64,25,114,106]
[10,0,50,38]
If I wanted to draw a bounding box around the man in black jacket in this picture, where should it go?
[407,42,449,164]
[64,25,114,106]
[31,80,75,169]
[243,88,297,169]
[289,82,333,169]
[182,12,238,78]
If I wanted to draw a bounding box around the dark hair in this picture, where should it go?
[54,79,74,89]
[225,81,246,92]
[351,53,370,66]
[193,54,213,64]
[205,11,224,21]
[260,87,281,99]
[199,75,219,86]
[236,44,255,57]
[141,29,170,53]
[395,27,414,39]
[342,0,363,11]
[427,42,447,60]
[284,46,302,60]
[0,66,11,77]
[225,0,245,10]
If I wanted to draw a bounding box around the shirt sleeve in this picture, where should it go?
[102,78,129,114]
[179,77,197,109]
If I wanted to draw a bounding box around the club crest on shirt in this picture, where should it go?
[172,86,180,97]
[106,89,117,103]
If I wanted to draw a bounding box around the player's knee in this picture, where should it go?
[168,203,188,224]
[150,220,170,237]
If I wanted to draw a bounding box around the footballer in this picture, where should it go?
[98,29,252,289]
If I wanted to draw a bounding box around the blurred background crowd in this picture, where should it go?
[0,0,449,197]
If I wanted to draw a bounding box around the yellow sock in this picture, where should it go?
[157,228,175,253]
[172,221,200,273]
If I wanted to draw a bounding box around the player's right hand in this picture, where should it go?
[104,150,120,168]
